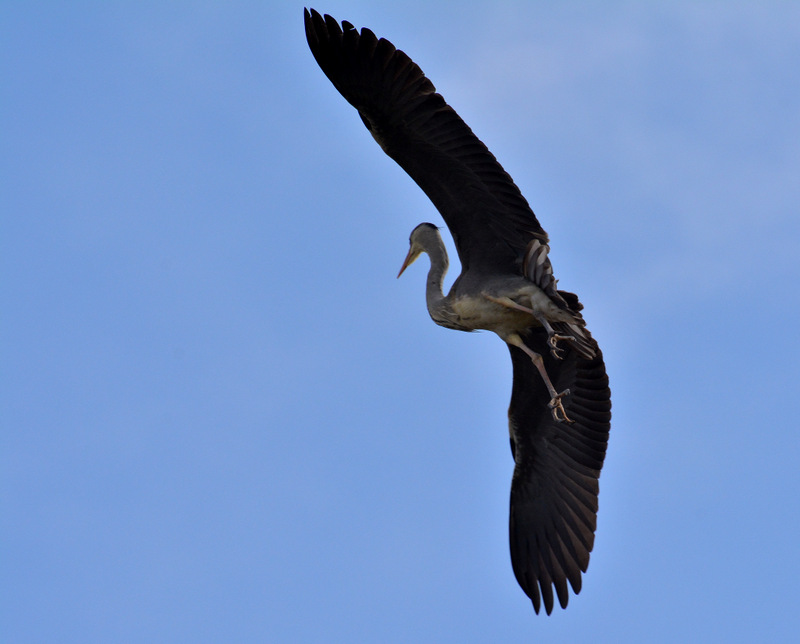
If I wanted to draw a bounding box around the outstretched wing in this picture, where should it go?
[304,9,547,275]
[507,331,611,614]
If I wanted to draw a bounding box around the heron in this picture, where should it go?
[304,9,611,615]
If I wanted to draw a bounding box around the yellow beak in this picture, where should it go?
[397,247,419,278]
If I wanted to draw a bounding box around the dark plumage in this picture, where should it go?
[304,8,611,614]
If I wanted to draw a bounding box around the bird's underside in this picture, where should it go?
[304,8,611,615]
[481,237,599,424]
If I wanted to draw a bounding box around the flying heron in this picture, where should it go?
[304,9,611,615]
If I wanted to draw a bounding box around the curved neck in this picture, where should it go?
[424,239,449,317]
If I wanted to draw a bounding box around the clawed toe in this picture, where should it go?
[548,342,565,360]
[548,333,574,360]
[548,390,574,423]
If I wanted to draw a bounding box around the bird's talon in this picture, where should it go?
[548,390,574,423]
[548,334,574,360]
[548,341,564,360]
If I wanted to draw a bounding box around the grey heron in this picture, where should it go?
[304,8,611,615]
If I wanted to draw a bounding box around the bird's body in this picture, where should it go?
[406,225,579,338]
[447,286,543,334]
[449,284,577,339]
[304,9,611,615]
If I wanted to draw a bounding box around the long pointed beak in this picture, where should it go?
[397,248,417,278]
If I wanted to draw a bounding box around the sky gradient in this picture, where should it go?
[3,2,800,642]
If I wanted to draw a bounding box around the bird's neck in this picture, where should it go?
[424,242,449,317]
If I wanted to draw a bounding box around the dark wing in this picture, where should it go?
[507,330,611,614]
[304,9,547,275]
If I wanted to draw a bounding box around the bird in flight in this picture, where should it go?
[304,8,611,614]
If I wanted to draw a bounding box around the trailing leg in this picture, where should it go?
[504,333,574,423]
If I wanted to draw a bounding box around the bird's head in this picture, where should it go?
[397,223,441,278]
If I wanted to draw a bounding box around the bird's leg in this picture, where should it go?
[483,293,534,315]
[506,334,574,424]
[483,294,574,360]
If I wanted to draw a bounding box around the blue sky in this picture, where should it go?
[3,2,799,642]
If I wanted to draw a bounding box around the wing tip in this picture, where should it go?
[507,341,610,615]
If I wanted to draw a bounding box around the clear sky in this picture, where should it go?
[3,2,799,642]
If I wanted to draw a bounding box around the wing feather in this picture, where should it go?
[507,329,611,614]
[304,9,547,273]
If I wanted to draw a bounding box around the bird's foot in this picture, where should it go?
[549,389,574,423]
[548,333,575,360]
